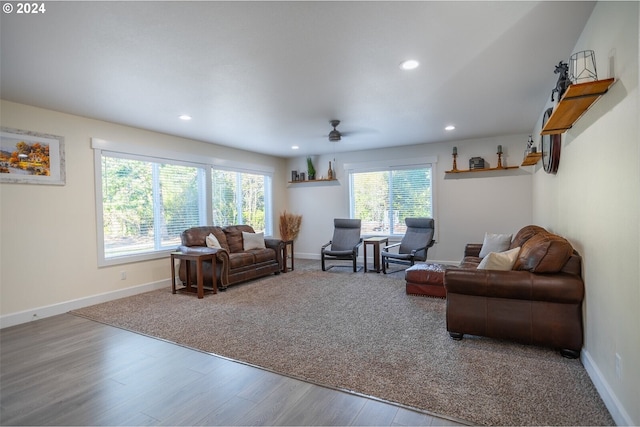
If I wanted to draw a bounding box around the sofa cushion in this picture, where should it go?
[181,226,229,251]
[206,233,222,249]
[479,233,513,258]
[211,228,230,251]
[224,225,256,253]
[477,247,520,271]
[228,252,256,269]
[243,231,266,250]
[510,225,547,249]
[460,257,482,269]
[251,248,277,264]
[514,232,574,273]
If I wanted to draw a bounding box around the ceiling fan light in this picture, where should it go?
[329,130,341,141]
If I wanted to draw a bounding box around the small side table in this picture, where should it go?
[363,236,389,273]
[282,240,294,273]
[171,251,217,299]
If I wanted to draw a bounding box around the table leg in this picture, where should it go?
[185,260,192,293]
[282,245,287,273]
[290,241,294,271]
[364,242,369,273]
[373,242,381,273]
[211,255,217,294]
[196,258,204,299]
[171,254,177,294]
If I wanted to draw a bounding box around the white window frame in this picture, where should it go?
[92,138,274,267]
[210,163,273,233]
[344,156,437,237]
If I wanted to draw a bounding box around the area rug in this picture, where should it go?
[72,261,613,426]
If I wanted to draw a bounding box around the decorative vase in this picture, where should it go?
[327,161,333,180]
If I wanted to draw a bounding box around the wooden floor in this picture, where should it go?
[1,313,468,426]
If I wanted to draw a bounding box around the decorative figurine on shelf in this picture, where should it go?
[306,157,316,180]
[526,135,536,153]
[551,61,570,102]
[327,161,333,180]
[452,146,458,171]
[497,145,504,169]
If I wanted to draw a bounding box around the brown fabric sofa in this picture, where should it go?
[444,225,584,357]
[178,225,283,290]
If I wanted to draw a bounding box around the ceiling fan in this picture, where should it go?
[326,120,374,142]
[328,120,343,142]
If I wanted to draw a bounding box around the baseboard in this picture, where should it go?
[581,349,634,426]
[0,279,170,329]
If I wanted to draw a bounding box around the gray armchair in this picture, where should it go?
[321,218,363,272]
[382,218,435,274]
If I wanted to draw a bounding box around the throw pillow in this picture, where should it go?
[479,232,513,258]
[477,247,521,271]
[242,231,266,250]
[205,233,222,249]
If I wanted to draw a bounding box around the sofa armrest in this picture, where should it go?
[464,243,483,258]
[264,238,284,269]
[444,268,584,304]
[264,238,283,251]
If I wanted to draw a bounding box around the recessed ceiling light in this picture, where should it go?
[179,115,192,121]
[400,59,419,70]
[291,145,299,150]
[445,125,456,131]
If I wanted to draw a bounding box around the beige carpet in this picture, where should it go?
[72,260,613,426]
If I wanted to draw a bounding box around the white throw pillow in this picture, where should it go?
[205,233,222,249]
[477,247,521,271]
[242,231,266,250]
[479,232,513,258]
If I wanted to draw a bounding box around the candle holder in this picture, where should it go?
[496,151,504,169]
[452,153,458,171]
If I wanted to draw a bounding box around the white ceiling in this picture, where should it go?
[0,1,596,158]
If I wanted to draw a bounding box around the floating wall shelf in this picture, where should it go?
[287,178,339,185]
[540,78,615,135]
[521,152,542,166]
[445,166,519,174]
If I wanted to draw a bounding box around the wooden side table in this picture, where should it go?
[282,240,294,273]
[171,251,217,298]
[363,236,389,273]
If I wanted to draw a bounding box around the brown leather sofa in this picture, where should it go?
[178,225,283,290]
[444,225,584,358]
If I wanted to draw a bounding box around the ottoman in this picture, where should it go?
[405,263,447,298]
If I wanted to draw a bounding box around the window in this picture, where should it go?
[99,153,207,264]
[211,169,271,233]
[347,159,434,236]
[93,138,273,266]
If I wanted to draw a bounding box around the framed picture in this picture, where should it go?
[0,127,65,185]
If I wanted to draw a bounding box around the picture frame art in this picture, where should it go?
[0,127,66,185]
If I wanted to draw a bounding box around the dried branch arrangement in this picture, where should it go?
[279,210,302,241]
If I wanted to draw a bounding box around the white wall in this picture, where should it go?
[287,134,533,263]
[531,2,639,425]
[0,100,288,325]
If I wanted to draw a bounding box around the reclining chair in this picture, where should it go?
[382,217,435,274]
[321,218,363,272]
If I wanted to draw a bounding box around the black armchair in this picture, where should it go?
[382,218,435,274]
[321,218,363,272]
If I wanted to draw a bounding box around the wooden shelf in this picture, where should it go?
[445,166,519,174]
[287,178,338,184]
[541,78,615,135]
[521,152,542,166]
